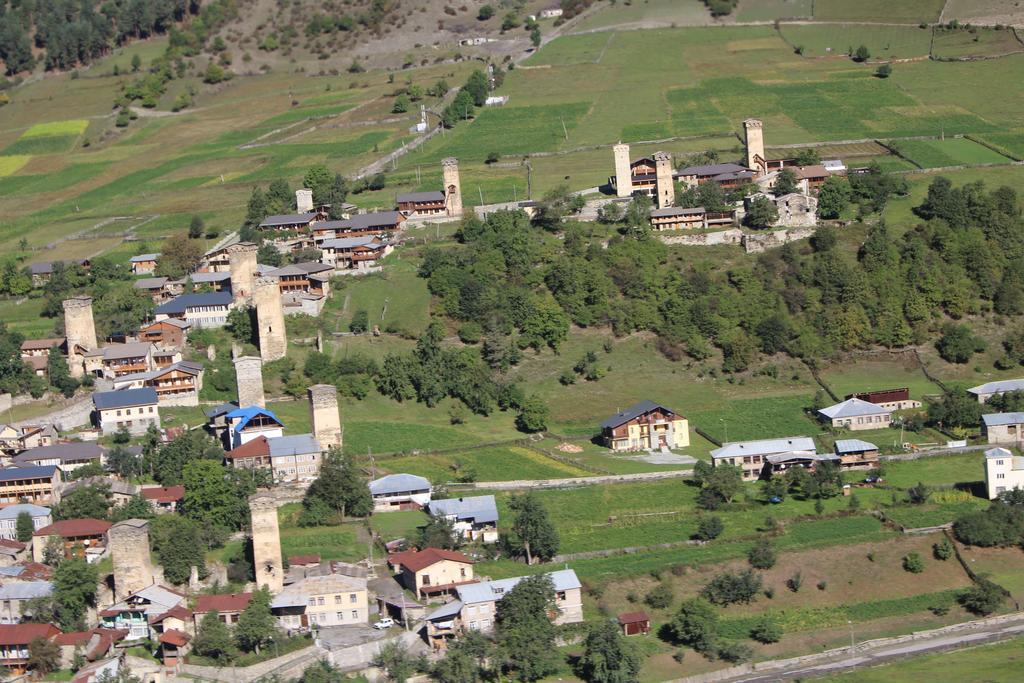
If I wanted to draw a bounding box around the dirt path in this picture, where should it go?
[468,468,692,490]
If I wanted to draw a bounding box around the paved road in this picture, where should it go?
[469,468,692,490]
[708,613,1024,682]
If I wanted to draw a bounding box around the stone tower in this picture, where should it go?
[442,157,463,217]
[250,493,283,593]
[309,384,342,452]
[296,188,314,213]
[744,118,766,175]
[227,242,259,305]
[654,151,675,209]
[110,519,156,601]
[254,276,287,362]
[613,143,633,198]
[63,295,97,379]
[234,356,265,408]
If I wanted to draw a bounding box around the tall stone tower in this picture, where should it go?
[744,118,766,174]
[309,384,342,452]
[63,295,97,379]
[654,151,675,209]
[250,493,283,593]
[234,356,265,408]
[296,188,314,213]
[613,143,633,198]
[110,519,156,601]
[442,157,463,217]
[228,242,259,305]
[254,276,287,362]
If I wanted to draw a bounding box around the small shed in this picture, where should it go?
[618,611,651,636]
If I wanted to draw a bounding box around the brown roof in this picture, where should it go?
[24,356,48,372]
[141,486,184,503]
[159,629,189,647]
[288,555,320,567]
[149,605,193,624]
[15,562,53,581]
[20,338,65,351]
[390,548,473,573]
[0,623,60,645]
[225,436,270,459]
[792,164,829,180]
[35,518,112,538]
[0,538,25,551]
[618,611,650,625]
[54,631,91,647]
[194,592,253,614]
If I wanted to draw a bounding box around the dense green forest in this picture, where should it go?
[0,0,204,74]
[422,176,1024,374]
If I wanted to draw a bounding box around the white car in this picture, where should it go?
[374,618,395,630]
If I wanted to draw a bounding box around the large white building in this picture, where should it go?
[369,474,432,511]
[969,378,1024,404]
[817,398,892,431]
[984,447,1024,499]
[710,436,817,481]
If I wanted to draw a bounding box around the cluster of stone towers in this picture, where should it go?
[226,242,287,362]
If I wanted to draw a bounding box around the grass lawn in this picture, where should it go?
[0,155,31,176]
[821,634,1024,681]
[570,0,714,31]
[736,0,812,22]
[0,296,57,338]
[812,0,945,22]
[322,255,431,337]
[974,131,1024,161]
[818,358,942,401]
[368,509,428,542]
[882,453,984,489]
[689,394,819,444]
[957,543,1024,599]
[382,445,590,484]
[894,137,1013,168]
[931,26,1024,59]
[279,523,366,563]
[779,24,933,59]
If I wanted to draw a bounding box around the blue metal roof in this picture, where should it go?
[429,496,498,524]
[369,473,431,496]
[0,466,57,482]
[226,406,282,432]
[154,291,233,315]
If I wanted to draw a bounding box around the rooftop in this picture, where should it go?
[676,162,748,177]
[983,412,1024,427]
[134,278,169,290]
[711,437,816,461]
[322,235,384,250]
[600,400,679,430]
[391,547,472,573]
[0,465,59,482]
[259,212,318,228]
[969,379,1024,395]
[140,485,184,502]
[155,291,233,315]
[101,342,153,361]
[194,592,253,614]
[457,569,580,605]
[369,473,431,496]
[93,388,159,411]
[130,253,160,263]
[428,496,498,524]
[0,503,50,520]
[834,439,879,454]
[650,206,705,218]
[35,518,112,538]
[818,398,891,419]
[226,406,283,432]
[397,191,445,203]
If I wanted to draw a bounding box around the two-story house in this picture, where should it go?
[600,400,690,452]
[427,496,499,543]
[99,584,187,641]
[389,548,476,599]
[270,574,368,631]
[92,388,160,436]
[369,474,431,511]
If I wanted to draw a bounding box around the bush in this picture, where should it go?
[817,580,828,591]
[903,553,925,573]
[959,580,1006,616]
[933,538,954,560]
[458,322,482,344]
[747,538,776,569]
[786,571,803,593]
[749,615,782,644]
[644,584,674,610]
[695,516,724,541]
[954,505,1024,547]
[701,569,763,606]
[716,640,752,663]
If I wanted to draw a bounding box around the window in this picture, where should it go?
[308,598,316,606]
[459,568,466,578]
[997,473,1006,479]
[334,595,342,604]
[349,593,357,603]
[351,610,358,619]
[998,460,1005,465]
[336,612,343,620]
[556,591,566,601]
[317,596,325,606]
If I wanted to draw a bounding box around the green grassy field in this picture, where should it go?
[689,394,819,443]
[821,635,1024,682]
[736,0,812,22]
[812,0,946,22]
[894,138,1013,168]
[382,445,590,484]
[570,0,714,31]
[780,24,933,59]
[932,26,1024,59]
[368,509,428,542]
[322,255,431,337]
[973,131,1024,160]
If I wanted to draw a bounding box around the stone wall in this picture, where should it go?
[0,394,10,414]
[659,229,743,247]
[178,645,324,683]
[741,226,816,253]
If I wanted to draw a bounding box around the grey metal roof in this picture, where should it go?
[600,400,677,430]
[985,447,1014,459]
[268,434,321,457]
[764,451,838,465]
[155,291,233,315]
[369,473,431,496]
[650,206,705,218]
[969,379,1024,395]
[134,277,169,290]
[102,342,152,361]
[711,437,816,461]
[983,412,1024,426]
[429,496,498,524]
[425,599,463,622]
[397,191,445,203]
[259,212,318,228]
[457,569,581,605]
[676,163,748,177]
[204,402,238,419]
[0,582,53,601]
[130,253,160,263]
[0,466,58,482]
[93,388,158,410]
[818,398,890,419]
[190,271,231,283]
[264,262,333,277]
[14,443,104,464]
[834,439,878,454]
[322,236,382,250]
[0,504,50,520]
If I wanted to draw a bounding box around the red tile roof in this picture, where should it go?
[141,485,184,503]
[618,611,650,625]
[390,548,472,573]
[0,538,25,551]
[194,592,253,614]
[35,518,111,538]
[225,436,270,459]
[158,629,189,647]
[54,631,91,647]
[149,605,193,624]
[288,555,320,566]
[0,623,60,645]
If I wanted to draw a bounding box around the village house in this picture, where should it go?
[0,424,57,456]
[0,466,61,507]
[189,270,233,292]
[647,206,733,231]
[141,485,184,513]
[199,235,240,273]
[264,262,333,297]
[618,611,651,636]
[427,496,499,543]
[314,211,407,241]
[129,253,160,275]
[320,236,393,271]
[226,406,284,449]
[969,378,1024,404]
[711,437,817,481]
[846,388,921,411]
[0,504,51,540]
[193,592,252,627]
[19,338,66,378]
[63,477,138,508]
[32,518,111,562]
[818,398,892,431]
[425,569,583,650]
[772,192,819,228]
[676,162,754,189]
[111,361,204,407]
[369,473,432,511]
[396,192,448,217]
[224,434,322,483]
[138,319,190,349]
[152,349,182,368]
[0,581,53,623]
[0,623,61,674]
[28,259,89,286]
[984,446,1024,499]
[54,629,126,671]
[154,291,234,329]
[83,342,155,379]
[92,388,160,436]
[12,442,105,472]
[0,563,52,582]
[133,277,183,303]
[389,548,476,599]
[982,413,1024,445]
[258,211,325,232]
[99,584,186,641]
[833,439,880,468]
[600,400,690,452]
[270,574,369,630]
[761,451,840,479]
[0,539,29,566]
